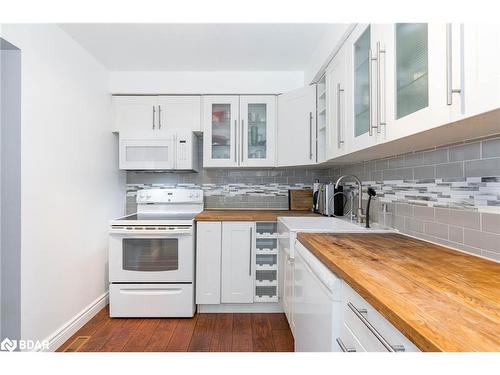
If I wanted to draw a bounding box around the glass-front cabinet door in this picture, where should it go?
[379,23,452,142]
[348,24,379,152]
[203,96,239,167]
[239,96,276,167]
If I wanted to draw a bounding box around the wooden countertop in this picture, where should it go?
[297,232,500,352]
[195,209,320,222]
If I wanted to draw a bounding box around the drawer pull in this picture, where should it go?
[347,302,405,352]
[336,337,356,352]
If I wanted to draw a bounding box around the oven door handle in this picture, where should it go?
[109,229,192,236]
[119,288,183,296]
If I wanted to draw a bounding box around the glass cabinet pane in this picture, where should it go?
[211,103,231,159]
[396,23,429,119]
[354,27,371,137]
[123,239,179,271]
[247,103,267,159]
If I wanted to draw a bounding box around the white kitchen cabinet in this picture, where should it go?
[316,75,328,163]
[203,95,276,168]
[340,283,420,352]
[157,96,202,132]
[112,95,201,133]
[277,85,317,166]
[378,23,454,142]
[195,222,222,304]
[221,222,255,303]
[345,24,381,153]
[326,45,350,160]
[240,96,277,167]
[283,247,295,333]
[455,24,500,120]
[202,96,240,167]
[112,96,158,133]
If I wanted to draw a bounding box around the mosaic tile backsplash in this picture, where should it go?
[125,134,500,262]
[322,136,500,213]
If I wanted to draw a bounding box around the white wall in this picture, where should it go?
[304,24,353,84]
[0,41,22,342]
[0,25,125,345]
[109,70,304,94]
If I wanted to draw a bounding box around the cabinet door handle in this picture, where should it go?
[152,106,156,130]
[376,41,386,132]
[368,49,374,136]
[158,105,162,129]
[446,23,462,106]
[241,119,244,164]
[234,119,238,163]
[347,302,405,352]
[309,112,313,159]
[337,83,345,148]
[249,227,253,276]
[336,337,356,352]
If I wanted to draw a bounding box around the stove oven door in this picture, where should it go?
[109,227,194,283]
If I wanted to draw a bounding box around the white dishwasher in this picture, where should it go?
[293,240,343,352]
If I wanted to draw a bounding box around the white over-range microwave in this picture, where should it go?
[119,130,198,171]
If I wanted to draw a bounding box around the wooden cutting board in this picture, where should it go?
[288,189,313,211]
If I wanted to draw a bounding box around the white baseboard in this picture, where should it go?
[198,302,283,313]
[42,292,109,352]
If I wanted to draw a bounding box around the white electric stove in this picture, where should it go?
[108,188,203,317]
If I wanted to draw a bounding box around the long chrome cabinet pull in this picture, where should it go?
[347,302,405,352]
[158,105,162,129]
[249,227,253,276]
[446,23,462,105]
[337,83,345,148]
[336,337,356,352]
[309,112,313,159]
[368,49,374,136]
[234,120,238,163]
[241,119,244,163]
[376,41,386,132]
[152,106,156,130]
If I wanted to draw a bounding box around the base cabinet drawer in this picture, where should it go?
[110,283,195,318]
[343,284,420,352]
[336,323,366,353]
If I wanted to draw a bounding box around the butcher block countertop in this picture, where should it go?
[297,232,500,352]
[195,209,320,221]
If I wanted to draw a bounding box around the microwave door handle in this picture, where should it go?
[109,229,192,236]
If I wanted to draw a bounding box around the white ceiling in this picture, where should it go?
[59,23,336,71]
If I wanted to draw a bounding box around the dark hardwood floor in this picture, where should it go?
[57,306,294,352]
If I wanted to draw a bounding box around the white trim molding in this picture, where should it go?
[41,292,108,352]
[198,302,283,313]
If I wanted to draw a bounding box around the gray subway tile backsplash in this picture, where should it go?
[125,134,500,262]
[423,148,448,165]
[449,142,481,162]
[436,162,464,178]
[463,229,500,253]
[482,138,500,158]
[424,222,449,240]
[482,212,500,234]
[465,158,500,177]
[449,226,464,243]
[413,165,436,179]
[404,152,424,167]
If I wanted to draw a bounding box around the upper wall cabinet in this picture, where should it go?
[343,24,382,154]
[377,23,454,142]
[325,44,350,160]
[112,95,201,133]
[454,24,500,120]
[277,85,317,167]
[203,95,277,168]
